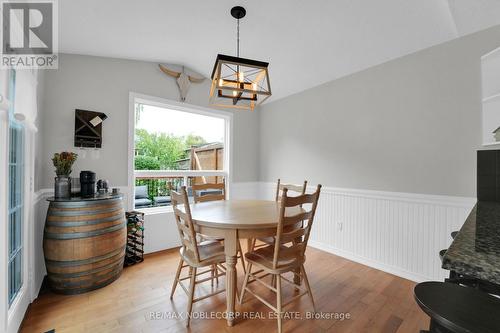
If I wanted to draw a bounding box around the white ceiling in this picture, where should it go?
[59,0,500,103]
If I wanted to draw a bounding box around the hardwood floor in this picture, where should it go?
[20,247,429,333]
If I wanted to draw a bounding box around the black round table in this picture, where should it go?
[414,281,500,333]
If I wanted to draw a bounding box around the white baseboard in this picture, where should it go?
[308,240,431,283]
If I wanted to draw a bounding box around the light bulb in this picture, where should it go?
[238,72,244,82]
[232,90,238,96]
[219,79,224,86]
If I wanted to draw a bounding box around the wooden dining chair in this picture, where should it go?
[240,185,322,333]
[192,180,246,273]
[169,186,226,327]
[192,179,226,203]
[250,179,308,251]
[276,178,308,202]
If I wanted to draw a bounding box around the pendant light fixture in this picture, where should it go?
[209,6,271,111]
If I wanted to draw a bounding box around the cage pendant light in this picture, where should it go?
[209,6,271,111]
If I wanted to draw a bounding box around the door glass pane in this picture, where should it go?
[16,209,22,251]
[15,255,22,296]
[9,213,14,256]
[9,164,14,208]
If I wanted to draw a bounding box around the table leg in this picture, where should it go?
[224,229,238,327]
[247,238,253,252]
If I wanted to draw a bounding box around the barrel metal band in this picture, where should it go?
[48,256,125,279]
[48,206,123,217]
[45,246,126,267]
[45,213,124,227]
[49,273,122,295]
[50,197,122,208]
[48,265,124,287]
[44,222,125,239]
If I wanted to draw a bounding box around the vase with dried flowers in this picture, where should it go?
[52,152,78,198]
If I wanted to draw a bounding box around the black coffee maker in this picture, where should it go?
[80,171,96,197]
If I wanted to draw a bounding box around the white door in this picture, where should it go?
[4,70,30,333]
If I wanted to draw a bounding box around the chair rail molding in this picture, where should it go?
[259,182,476,282]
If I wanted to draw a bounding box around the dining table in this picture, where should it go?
[187,199,303,327]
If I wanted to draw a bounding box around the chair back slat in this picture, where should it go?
[195,194,225,203]
[172,208,189,223]
[171,187,201,263]
[175,219,192,236]
[181,238,196,253]
[282,211,313,226]
[193,180,226,203]
[192,182,225,191]
[275,179,307,202]
[277,243,305,259]
[272,184,322,269]
[283,193,318,207]
[278,228,307,244]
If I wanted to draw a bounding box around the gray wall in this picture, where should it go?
[38,54,260,189]
[259,25,500,197]
[40,25,500,196]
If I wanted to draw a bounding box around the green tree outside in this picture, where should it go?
[134,155,161,170]
[135,129,204,170]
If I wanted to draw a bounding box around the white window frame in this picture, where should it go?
[0,72,9,333]
[127,92,233,212]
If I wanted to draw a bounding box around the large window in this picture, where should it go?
[131,96,230,210]
[7,70,24,307]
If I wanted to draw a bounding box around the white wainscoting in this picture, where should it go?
[139,209,180,254]
[260,182,476,282]
[32,189,51,299]
[32,181,476,299]
[230,181,261,200]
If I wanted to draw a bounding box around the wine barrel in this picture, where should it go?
[43,195,126,294]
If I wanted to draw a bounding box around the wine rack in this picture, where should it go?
[125,211,145,266]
